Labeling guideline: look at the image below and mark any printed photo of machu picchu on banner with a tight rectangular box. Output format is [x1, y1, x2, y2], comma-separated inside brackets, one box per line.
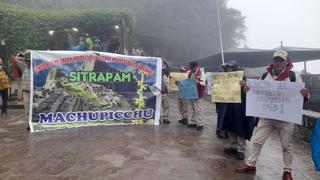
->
[30, 51, 162, 132]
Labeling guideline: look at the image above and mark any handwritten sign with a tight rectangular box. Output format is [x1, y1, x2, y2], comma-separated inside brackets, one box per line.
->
[246, 79, 305, 124]
[169, 73, 188, 91]
[211, 71, 243, 103]
[177, 78, 199, 99]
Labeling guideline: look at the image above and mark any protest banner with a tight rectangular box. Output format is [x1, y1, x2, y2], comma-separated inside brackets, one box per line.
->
[169, 72, 188, 91]
[177, 78, 198, 99]
[29, 51, 162, 132]
[206, 72, 213, 96]
[246, 79, 304, 124]
[211, 71, 243, 103]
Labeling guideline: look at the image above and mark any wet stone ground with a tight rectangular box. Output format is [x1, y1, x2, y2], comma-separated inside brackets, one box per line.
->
[0, 95, 319, 180]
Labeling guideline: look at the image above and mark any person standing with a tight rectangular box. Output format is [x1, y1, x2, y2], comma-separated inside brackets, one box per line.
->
[217, 61, 256, 160]
[236, 50, 310, 180]
[16, 51, 31, 130]
[0, 58, 11, 115]
[187, 61, 206, 131]
[161, 60, 170, 124]
[177, 66, 189, 125]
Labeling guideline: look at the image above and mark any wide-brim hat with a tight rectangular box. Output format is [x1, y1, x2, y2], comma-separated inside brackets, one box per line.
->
[221, 63, 233, 68]
[180, 66, 188, 71]
[221, 60, 239, 71]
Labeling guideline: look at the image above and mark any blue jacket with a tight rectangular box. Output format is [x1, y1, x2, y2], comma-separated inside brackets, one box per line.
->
[311, 118, 320, 171]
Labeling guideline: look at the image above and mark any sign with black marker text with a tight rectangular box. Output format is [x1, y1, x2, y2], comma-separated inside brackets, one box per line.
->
[246, 79, 304, 124]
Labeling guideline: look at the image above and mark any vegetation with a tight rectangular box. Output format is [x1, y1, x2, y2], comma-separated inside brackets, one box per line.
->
[0, 3, 134, 56]
[1, 0, 246, 65]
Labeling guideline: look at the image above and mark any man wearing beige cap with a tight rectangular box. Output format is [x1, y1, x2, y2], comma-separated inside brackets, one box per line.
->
[236, 50, 310, 180]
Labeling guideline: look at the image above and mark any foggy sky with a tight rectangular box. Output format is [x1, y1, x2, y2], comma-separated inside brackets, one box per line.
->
[228, 0, 320, 74]
[228, 0, 320, 49]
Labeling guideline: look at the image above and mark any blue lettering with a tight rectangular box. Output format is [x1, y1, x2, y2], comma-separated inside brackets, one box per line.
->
[76, 112, 88, 122]
[99, 111, 109, 121]
[114, 111, 123, 120]
[108, 112, 115, 121]
[143, 109, 154, 118]
[88, 112, 98, 121]
[133, 110, 143, 118]
[54, 112, 66, 123]
[38, 113, 54, 124]
[123, 111, 133, 119]
[65, 112, 76, 122]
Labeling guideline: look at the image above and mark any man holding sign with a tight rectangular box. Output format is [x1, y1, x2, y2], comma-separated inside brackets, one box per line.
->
[236, 50, 309, 180]
[172, 66, 189, 125]
[182, 61, 206, 131]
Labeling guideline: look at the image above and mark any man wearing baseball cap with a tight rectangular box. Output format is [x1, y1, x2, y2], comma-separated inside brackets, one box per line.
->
[236, 50, 310, 180]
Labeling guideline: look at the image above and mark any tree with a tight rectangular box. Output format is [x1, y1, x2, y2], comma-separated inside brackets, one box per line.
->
[0, 0, 246, 66]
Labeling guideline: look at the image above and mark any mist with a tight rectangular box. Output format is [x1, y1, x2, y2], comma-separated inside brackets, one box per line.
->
[0, 0, 246, 67]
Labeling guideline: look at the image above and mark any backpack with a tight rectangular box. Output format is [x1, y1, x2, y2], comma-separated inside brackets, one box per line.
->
[0, 70, 11, 90]
[261, 71, 296, 82]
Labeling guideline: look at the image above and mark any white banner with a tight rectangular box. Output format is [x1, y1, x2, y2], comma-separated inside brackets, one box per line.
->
[246, 79, 305, 124]
[29, 51, 162, 132]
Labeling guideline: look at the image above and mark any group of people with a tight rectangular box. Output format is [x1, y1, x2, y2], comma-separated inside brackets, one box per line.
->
[161, 61, 206, 131]
[160, 50, 310, 180]
[0, 51, 31, 129]
[70, 34, 121, 53]
[0, 49, 312, 179]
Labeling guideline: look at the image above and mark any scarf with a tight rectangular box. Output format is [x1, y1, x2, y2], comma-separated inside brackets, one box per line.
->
[188, 67, 201, 79]
[266, 59, 293, 81]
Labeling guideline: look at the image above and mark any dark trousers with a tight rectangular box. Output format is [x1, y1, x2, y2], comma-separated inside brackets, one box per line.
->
[0, 89, 8, 113]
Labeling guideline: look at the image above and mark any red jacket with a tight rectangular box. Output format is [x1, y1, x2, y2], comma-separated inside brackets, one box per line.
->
[188, 68, 205, 98]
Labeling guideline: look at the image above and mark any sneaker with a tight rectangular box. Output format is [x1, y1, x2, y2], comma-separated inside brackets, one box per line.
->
[196, 125, 203, 131]
[224, 147, 238, 154]
[163, 120, 170, 124]
[1, 112, 7, 116]
[282, 171, 293, 180]
[187, 124, 197, 128]
[236, 152, 245, 160]
[178, 118, 187, 125]
[217, 131, 229, 139]
[235, 164, 256, 173]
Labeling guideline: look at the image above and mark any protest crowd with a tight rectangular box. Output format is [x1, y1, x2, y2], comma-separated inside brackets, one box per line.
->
[161, 49, 314, 180]
[1, 2, 319, 179]
[1, 43, 318, 179]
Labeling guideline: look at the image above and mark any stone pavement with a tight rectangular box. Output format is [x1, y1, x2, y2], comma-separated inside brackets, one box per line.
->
[0, 95, 319, 180]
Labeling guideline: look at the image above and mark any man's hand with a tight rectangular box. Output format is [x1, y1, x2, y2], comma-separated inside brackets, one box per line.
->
[239, 80, 250, 92]
[239, 80, 246, 87]
[300, 88, 309, 98]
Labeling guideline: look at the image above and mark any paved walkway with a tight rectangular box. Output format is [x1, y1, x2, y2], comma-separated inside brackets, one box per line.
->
[0, 95, 319, 180]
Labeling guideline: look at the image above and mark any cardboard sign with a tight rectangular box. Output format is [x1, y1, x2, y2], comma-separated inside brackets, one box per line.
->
[246, 79, 305, 124]
[177, 78, 199, 99]
[169, 72, 188, 91]
[211, 71, 243, 103]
